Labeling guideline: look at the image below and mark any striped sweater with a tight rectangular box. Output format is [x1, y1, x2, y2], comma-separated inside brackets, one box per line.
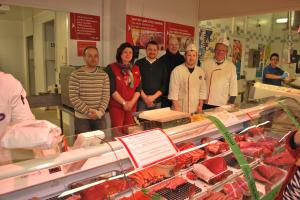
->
[69, 67, 110, 119]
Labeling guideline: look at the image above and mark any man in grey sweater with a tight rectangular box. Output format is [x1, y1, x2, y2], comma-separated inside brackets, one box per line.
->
[69, 46, 110, 134]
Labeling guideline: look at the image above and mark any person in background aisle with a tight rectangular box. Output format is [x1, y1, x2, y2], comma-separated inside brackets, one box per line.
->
[69, 46, 110, 134]
[276, 130, 300, 200]
[158, 37, 185, 108]
[104, 43, 141, 133]
[202, 35, 237, 109]
[135, 40, 167, 111]
[168, 43, 207, 113]
[262, 53, 295, 86]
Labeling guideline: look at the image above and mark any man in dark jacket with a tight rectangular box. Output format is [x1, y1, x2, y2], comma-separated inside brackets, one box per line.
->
[135, 41, 167, 111]
[159, 37, 184, 108]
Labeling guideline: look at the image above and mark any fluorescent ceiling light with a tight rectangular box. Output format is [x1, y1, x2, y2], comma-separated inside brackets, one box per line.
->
[276, 18, 288, 23]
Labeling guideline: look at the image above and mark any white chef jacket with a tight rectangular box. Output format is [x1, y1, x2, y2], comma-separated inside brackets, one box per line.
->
[202, 59, 238, 106]
[168, 64, 207, 113]
[0, 72, 34, 139]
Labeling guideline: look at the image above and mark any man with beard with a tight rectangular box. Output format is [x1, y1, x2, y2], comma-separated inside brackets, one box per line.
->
[135, 41, 167, 111]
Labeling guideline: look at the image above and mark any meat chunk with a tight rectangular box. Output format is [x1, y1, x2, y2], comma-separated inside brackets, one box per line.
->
[264, 151, 295, 167]
[202, 137, 229, 154]
[253, 165, 285, 186]
[240, 147, 263, 157]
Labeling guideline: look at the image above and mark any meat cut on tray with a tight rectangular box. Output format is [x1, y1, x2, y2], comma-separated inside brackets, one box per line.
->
[264, 151, 295, 167]
[223, 176, 249, 199]
[201, 137, 229, 154]
[129, 166, 168, 188]
[252, 165, 285, 186]
[80, 178, 135, 200]
[174, 142, 206, 169]
[192, 157, 232, 184]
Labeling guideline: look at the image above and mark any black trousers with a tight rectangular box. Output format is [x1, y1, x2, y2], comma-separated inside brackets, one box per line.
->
[203, 104, 219, 110]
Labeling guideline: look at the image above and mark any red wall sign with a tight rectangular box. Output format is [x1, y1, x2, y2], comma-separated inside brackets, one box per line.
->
[165, 22, 195, 51]
[126, 15, 165, 49]
[77, 41, 97, 56]
[70, 12, 100, 41]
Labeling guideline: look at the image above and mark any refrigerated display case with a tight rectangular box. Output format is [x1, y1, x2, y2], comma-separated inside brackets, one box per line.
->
[0, 97, 299, 200]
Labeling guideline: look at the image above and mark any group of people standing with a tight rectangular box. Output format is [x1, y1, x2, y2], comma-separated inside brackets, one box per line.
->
[69, 37, 238, 136]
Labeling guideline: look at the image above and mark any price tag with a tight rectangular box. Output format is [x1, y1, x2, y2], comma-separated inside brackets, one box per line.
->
[116, 129, 178, 169]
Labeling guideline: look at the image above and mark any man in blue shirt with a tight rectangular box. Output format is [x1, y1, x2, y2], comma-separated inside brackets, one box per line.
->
[262, 53, 291, 86]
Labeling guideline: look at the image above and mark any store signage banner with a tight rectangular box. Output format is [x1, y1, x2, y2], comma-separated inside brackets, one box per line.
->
[126, 15, 164, 49]
[165, 22, 195, 52]
[77, 41, 97, 56]
[116, 129, 178, 169]
[70, 12, 100, 41]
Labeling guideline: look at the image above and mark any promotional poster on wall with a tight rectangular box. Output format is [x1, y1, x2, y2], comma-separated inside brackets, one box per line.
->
[126, 15, 165, 49]
[232, 39, 242, 80]
[70, 12, 100, 41]
[165, 22, 195, 52]
[199, 27, 221, 61]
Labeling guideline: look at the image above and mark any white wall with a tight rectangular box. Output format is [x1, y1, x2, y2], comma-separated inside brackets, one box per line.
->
[0, 20, 25, 86]
[32, 10, 55, 94]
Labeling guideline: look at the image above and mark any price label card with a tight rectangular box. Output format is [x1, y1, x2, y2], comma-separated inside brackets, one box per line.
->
[117, 129, 178, 169]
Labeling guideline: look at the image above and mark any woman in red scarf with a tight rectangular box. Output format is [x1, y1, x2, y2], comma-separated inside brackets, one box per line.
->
[105, 43, 141, 134]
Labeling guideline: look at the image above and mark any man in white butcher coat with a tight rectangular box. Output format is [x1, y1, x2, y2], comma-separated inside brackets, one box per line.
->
[202, 36, 238, 109]
[0, 72, 35, 163]
[168, 44, 207, 113]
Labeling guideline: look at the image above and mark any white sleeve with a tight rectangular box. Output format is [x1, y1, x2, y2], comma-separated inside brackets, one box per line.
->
[10, 80, 35, 125]
[229, 64, 238, 96]
[168, 69, 180, 100]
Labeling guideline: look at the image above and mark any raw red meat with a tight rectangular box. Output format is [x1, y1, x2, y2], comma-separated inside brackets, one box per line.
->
[252, 169, 272, 185]
[261, 146, 273, 157]
[253, 165, 285, 186]
[264, 151, 295, 167]
[129, 166, 166, 188]
[246, 127, 265, 136]
[255, 165, 285, 182]
[234, 134, 248, 142]
[186, 171, 197, 180]
[148, 176, 187, 194]
[119, 191, 151, 200]
[175, 142, 206, 169]
[201, 157, 232, 184]
[238, 141, 257, 148]
[240, 147, 263, 157]
[202, 137, 229, 154]
[223, 176, 249, 199]
[81, 179, 134, 200]
[202, 157, 228, 175]
[235, 176, 249, 193]
[196, 191, 235, 200]
[223, 181, 243, 199]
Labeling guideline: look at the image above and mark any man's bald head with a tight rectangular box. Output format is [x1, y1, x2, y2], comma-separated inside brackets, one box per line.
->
[168, 37, 180, 54]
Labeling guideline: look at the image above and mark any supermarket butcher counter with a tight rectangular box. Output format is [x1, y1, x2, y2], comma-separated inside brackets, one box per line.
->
[0, 97, 299, 200]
